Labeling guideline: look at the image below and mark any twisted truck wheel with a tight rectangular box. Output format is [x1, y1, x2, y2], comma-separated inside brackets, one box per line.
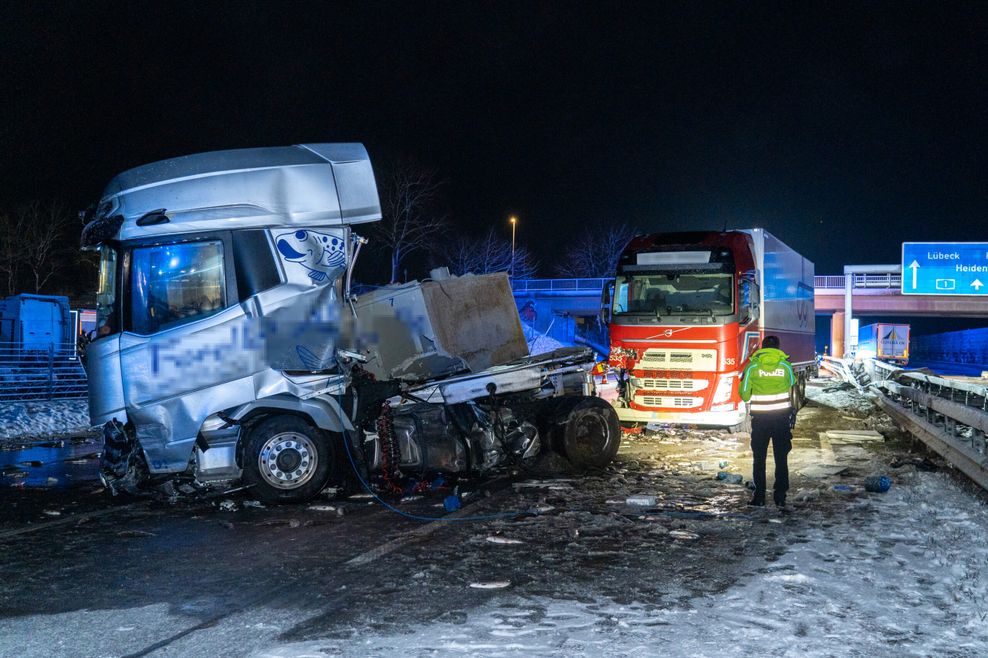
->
[242, 415, 333, 504]
[554, 397, 621, 469]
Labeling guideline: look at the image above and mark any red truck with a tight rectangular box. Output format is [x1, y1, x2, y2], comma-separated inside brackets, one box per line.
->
[604, 229, 816, 429]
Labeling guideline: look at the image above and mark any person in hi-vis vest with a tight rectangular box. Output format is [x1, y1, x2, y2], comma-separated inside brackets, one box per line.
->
[739, 335, 796, 508]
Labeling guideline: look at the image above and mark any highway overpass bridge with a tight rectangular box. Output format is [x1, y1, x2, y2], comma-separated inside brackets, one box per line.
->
[511, 267, 987, 355]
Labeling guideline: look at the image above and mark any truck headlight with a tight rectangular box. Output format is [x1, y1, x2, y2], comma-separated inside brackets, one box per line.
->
[711, 374, 736, 404]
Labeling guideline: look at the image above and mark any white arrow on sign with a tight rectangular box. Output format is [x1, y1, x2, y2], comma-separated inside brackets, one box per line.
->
[908, 259, 920, 289]
[972, 279, 984, 291]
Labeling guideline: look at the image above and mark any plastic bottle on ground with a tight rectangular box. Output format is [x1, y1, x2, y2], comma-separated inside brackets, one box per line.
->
[863, 475, 892, 493]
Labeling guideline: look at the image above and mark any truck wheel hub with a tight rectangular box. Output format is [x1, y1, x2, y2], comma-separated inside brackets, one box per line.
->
[258, 432, 318, 490]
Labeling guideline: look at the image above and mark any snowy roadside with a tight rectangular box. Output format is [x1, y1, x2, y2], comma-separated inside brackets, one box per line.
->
[0, 400, 93, 443]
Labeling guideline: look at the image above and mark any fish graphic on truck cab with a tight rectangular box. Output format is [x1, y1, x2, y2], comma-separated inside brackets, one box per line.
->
[275, 230, 347, 282]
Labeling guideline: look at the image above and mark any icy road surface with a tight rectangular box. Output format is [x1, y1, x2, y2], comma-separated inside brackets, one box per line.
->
[1, 381, 987, 657]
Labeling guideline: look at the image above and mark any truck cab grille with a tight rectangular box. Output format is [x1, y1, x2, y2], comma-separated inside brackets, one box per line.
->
[634, 395, 703, 409]
[638, 348, 717, 372]
[635, 378, 710, 392]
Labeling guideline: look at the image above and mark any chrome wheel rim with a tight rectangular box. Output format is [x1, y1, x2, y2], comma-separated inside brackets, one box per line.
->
[258, 432, 318, 490]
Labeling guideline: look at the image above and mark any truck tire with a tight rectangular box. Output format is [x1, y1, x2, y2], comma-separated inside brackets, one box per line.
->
[553, 397, 621, 470]
[729, 414, 752, 434]
[790, 373, 808, 410]
[242, 415, 334, 504]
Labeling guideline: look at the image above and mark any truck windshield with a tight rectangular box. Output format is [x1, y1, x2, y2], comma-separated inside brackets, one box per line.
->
[612, 272, 734, 317]
[96, 245, 118, 337]
[129, 241, 227, 335]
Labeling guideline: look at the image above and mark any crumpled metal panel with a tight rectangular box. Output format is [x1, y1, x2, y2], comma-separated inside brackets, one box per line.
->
[90, 244, 356, 475]
[94, 143, 381, 242]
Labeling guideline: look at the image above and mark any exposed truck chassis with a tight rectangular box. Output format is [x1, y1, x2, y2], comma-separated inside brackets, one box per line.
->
[100, 346, 619, 503]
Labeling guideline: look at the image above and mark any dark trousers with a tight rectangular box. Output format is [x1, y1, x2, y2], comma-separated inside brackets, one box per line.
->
[750, 413, 792, 504]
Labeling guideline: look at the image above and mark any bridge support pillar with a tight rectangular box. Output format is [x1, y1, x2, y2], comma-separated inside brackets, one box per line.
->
[831, 312, 845, 358]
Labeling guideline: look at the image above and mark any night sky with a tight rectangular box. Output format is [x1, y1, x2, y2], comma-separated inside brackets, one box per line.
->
[3, 1, 988, 279]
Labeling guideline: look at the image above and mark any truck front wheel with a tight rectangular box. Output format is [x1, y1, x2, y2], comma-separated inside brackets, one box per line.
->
[554, 397, 621, 470]
[242, 415, 334, 504]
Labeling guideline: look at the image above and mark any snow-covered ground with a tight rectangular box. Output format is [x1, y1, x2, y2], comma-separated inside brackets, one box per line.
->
[4, 380, 987, 657]
[248, 384, 988, 657]
[0, 400, 92, 442]
[284, 471, 983, 658]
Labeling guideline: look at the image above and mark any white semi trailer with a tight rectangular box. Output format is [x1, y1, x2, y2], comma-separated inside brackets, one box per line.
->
[82, 144, 619, 503]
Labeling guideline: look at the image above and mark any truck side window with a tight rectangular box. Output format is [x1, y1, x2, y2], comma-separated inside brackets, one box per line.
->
[232, 230, 282, 301]
[96, 245, 119, 337]
[128, 241, 227, 335]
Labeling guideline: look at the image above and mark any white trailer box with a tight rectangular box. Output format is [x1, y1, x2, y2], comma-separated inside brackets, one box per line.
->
[742, 228, 816, 367]
[355, 272, 529, 380]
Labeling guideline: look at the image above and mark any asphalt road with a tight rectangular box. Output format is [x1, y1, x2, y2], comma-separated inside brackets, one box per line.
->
[0, 385, 950, 657]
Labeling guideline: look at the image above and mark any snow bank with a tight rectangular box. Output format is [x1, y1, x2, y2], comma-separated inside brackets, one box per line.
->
[522, 325, 569, 356]
[0, 400, 93, 442]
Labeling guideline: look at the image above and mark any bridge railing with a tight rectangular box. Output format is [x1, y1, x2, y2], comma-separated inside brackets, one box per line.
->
[512, 278, 611, 293]
[813, 273, 902, 289]
[517, 275, 904, 292]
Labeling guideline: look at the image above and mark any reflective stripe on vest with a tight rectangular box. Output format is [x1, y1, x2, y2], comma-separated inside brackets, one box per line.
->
[749, 391, 791, 413]
[750, 400, 791, 413]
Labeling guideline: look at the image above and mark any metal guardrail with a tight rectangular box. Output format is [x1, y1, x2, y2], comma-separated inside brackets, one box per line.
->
[511, 278, 611, 293]
[823, 355, 988, 491]
[0, 342, 88, 401]
[813, 273, 903, 289]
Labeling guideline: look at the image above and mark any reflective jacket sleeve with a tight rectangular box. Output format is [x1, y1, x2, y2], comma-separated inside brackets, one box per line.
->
[738, 362, 758, 402]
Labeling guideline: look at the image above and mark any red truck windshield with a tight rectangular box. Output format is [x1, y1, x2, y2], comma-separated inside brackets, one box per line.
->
[612, 272, 734, 317]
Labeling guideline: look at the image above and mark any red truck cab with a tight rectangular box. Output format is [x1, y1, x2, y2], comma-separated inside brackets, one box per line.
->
[605, 230, 815, 428]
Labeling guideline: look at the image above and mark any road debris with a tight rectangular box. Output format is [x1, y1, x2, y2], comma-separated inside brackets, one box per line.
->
[825, 429, 885, 444]
[486, 536, 524, 545]
[669, 529, 700, 540]
[469, 581, 511, 589]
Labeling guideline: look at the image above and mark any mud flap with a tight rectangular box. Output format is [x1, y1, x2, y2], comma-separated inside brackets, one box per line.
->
[99, 420, 150, 496]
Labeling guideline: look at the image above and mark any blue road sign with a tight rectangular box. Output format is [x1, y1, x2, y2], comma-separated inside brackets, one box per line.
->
[901, 242, 988, 296]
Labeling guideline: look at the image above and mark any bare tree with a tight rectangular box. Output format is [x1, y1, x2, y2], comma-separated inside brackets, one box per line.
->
[443, 227, 538, 279]
[0, 210, 27, 295]
[374, 159, 447, 283]
[556, 223, 638, 278]
[18, 200, 73, 293]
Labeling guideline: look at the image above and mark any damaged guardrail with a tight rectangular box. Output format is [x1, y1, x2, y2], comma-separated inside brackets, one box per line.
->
[823, 355, 988, 492]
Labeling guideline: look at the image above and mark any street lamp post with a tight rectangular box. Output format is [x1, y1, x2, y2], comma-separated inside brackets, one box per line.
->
[509, 215, 517, 278]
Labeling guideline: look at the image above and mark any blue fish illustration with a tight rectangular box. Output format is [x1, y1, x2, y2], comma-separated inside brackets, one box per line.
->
[275, 230, 347, 282]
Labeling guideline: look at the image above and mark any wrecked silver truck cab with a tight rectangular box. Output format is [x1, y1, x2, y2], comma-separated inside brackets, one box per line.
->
[83, 143, 619, 503]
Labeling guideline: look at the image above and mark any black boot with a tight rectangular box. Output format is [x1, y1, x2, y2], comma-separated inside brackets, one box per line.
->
[748, 495, 765, 507]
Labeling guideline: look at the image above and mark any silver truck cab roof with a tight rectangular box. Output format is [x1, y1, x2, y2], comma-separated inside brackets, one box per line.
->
[82, 143, 380, 245]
